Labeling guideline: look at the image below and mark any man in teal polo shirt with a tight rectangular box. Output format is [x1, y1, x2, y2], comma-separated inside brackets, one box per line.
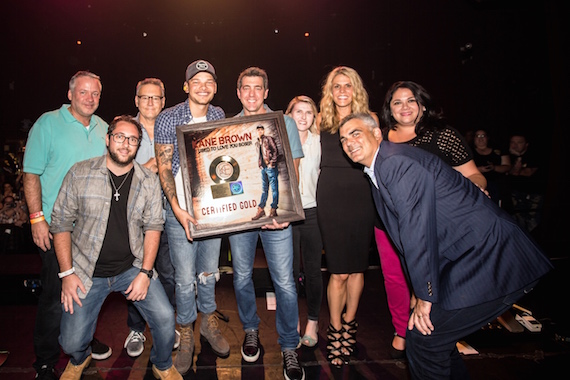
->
[23, 71, 111, 380]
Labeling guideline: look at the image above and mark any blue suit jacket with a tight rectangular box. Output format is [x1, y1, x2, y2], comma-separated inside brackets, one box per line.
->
[371, 141, 552, 310]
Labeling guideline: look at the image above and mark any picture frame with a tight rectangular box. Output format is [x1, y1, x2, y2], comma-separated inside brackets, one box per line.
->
[176, 111, 305, 239]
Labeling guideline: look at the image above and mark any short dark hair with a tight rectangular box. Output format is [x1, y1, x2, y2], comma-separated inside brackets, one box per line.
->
[237, 67, 268, 89]
[108, 115, 143, 141]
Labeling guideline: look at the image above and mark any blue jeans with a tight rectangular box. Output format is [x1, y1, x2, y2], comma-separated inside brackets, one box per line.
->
[165, 204, 221, 325]
[128, 229, 175, 332]
[59, 266, 175, 370]
[259, 167, 279, 209]
[229, 227, 299, 350]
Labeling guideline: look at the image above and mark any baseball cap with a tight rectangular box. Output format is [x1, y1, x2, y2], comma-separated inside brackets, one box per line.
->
[185, 60, 217, 81]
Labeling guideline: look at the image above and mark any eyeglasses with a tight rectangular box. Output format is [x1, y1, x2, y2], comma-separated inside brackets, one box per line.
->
[110, 133, 140, 146]
[476, 134, 487, 138]
[137, 95, 163, 102]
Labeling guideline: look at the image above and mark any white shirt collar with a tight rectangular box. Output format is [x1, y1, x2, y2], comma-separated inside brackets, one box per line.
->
[363, 147, 380, 189]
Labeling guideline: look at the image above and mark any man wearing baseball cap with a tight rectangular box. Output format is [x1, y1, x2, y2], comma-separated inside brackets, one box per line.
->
[154, 60, 229, 375]
[185, 60, 217, 82]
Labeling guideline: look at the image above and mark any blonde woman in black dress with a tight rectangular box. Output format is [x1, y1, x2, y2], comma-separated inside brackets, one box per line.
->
[316, 66, 378, 367]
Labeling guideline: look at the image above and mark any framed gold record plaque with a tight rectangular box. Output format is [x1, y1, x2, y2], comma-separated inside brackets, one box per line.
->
[176, 111, 305, 238]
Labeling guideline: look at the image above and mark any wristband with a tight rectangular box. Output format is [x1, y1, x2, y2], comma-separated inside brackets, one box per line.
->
[30, 216, 46, 224]
[58, 267, 76, 278]
[29, 211, 44, 219]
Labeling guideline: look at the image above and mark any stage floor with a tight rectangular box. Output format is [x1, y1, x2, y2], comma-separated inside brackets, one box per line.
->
[0, 241, 569, 379]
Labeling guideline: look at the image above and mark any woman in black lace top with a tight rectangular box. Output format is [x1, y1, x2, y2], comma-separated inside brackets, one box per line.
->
[381, 81, 486, 184]
[375, 81, 487, 359]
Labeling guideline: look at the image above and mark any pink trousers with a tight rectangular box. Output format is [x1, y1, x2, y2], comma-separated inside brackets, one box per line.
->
[374, 227, 411, 337]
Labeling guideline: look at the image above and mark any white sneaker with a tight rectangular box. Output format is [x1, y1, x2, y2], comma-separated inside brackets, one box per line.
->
[124, 330, 146, 357]
[173, 329, 181, 350]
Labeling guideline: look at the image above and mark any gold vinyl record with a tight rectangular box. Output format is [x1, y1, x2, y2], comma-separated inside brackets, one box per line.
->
[209, 155, 240, 184]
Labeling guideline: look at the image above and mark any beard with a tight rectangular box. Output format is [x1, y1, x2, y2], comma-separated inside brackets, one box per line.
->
[108, 146, 136, 167]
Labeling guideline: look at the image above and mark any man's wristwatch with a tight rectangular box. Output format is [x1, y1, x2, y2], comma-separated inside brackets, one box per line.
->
[140, 268, 154, 278]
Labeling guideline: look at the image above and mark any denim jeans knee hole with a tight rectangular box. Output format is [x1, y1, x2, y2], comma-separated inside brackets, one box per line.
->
[198, 270, 220, 284]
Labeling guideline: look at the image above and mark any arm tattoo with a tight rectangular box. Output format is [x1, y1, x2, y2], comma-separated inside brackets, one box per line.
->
[155, 143, 178, 204]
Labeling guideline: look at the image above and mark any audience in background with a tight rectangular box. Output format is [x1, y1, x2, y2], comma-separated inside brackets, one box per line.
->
[506, 132, 544, 233]
[0, 166, 30, 252]
[2, 182, 17, 201]
[0, 194, 27, 226]
[472, 128, 511, 205]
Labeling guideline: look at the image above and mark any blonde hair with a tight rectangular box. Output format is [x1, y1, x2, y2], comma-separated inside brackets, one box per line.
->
[319, 66, 371, 134]
[285, 95, 319, 134]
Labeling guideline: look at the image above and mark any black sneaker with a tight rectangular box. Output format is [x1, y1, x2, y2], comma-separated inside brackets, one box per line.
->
[241, 329, 260, 362]
[35, 365, 57, 380]
[90, 338, 112, 360]
[282, 349, 305, 380]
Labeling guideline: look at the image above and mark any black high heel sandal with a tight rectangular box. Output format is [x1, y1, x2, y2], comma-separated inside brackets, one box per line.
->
[326, 324, 348, 367]
[341, 315, 358, 357]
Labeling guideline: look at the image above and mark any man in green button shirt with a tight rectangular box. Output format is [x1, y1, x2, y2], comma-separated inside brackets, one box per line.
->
[23, 71, 111, 380]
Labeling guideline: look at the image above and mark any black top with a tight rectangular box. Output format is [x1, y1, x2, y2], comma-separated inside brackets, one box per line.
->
[473, 148, 503, 181]
[508, 148, 544, 194]
[93, 168, 135, 278]
[403, 126, 473, 167]
[317, 130, 376, 274]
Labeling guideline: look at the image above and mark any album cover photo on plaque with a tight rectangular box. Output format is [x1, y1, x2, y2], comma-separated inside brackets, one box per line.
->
[176, 111, 305, 238]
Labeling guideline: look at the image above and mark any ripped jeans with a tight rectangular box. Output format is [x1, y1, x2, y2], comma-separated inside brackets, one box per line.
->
[164, 204, 221, 325]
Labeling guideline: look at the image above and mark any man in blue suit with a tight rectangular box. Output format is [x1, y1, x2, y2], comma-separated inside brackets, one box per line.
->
[338, 113, 552, 379]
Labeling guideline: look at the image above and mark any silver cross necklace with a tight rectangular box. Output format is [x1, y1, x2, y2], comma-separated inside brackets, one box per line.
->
[108, 169, 131, 201]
